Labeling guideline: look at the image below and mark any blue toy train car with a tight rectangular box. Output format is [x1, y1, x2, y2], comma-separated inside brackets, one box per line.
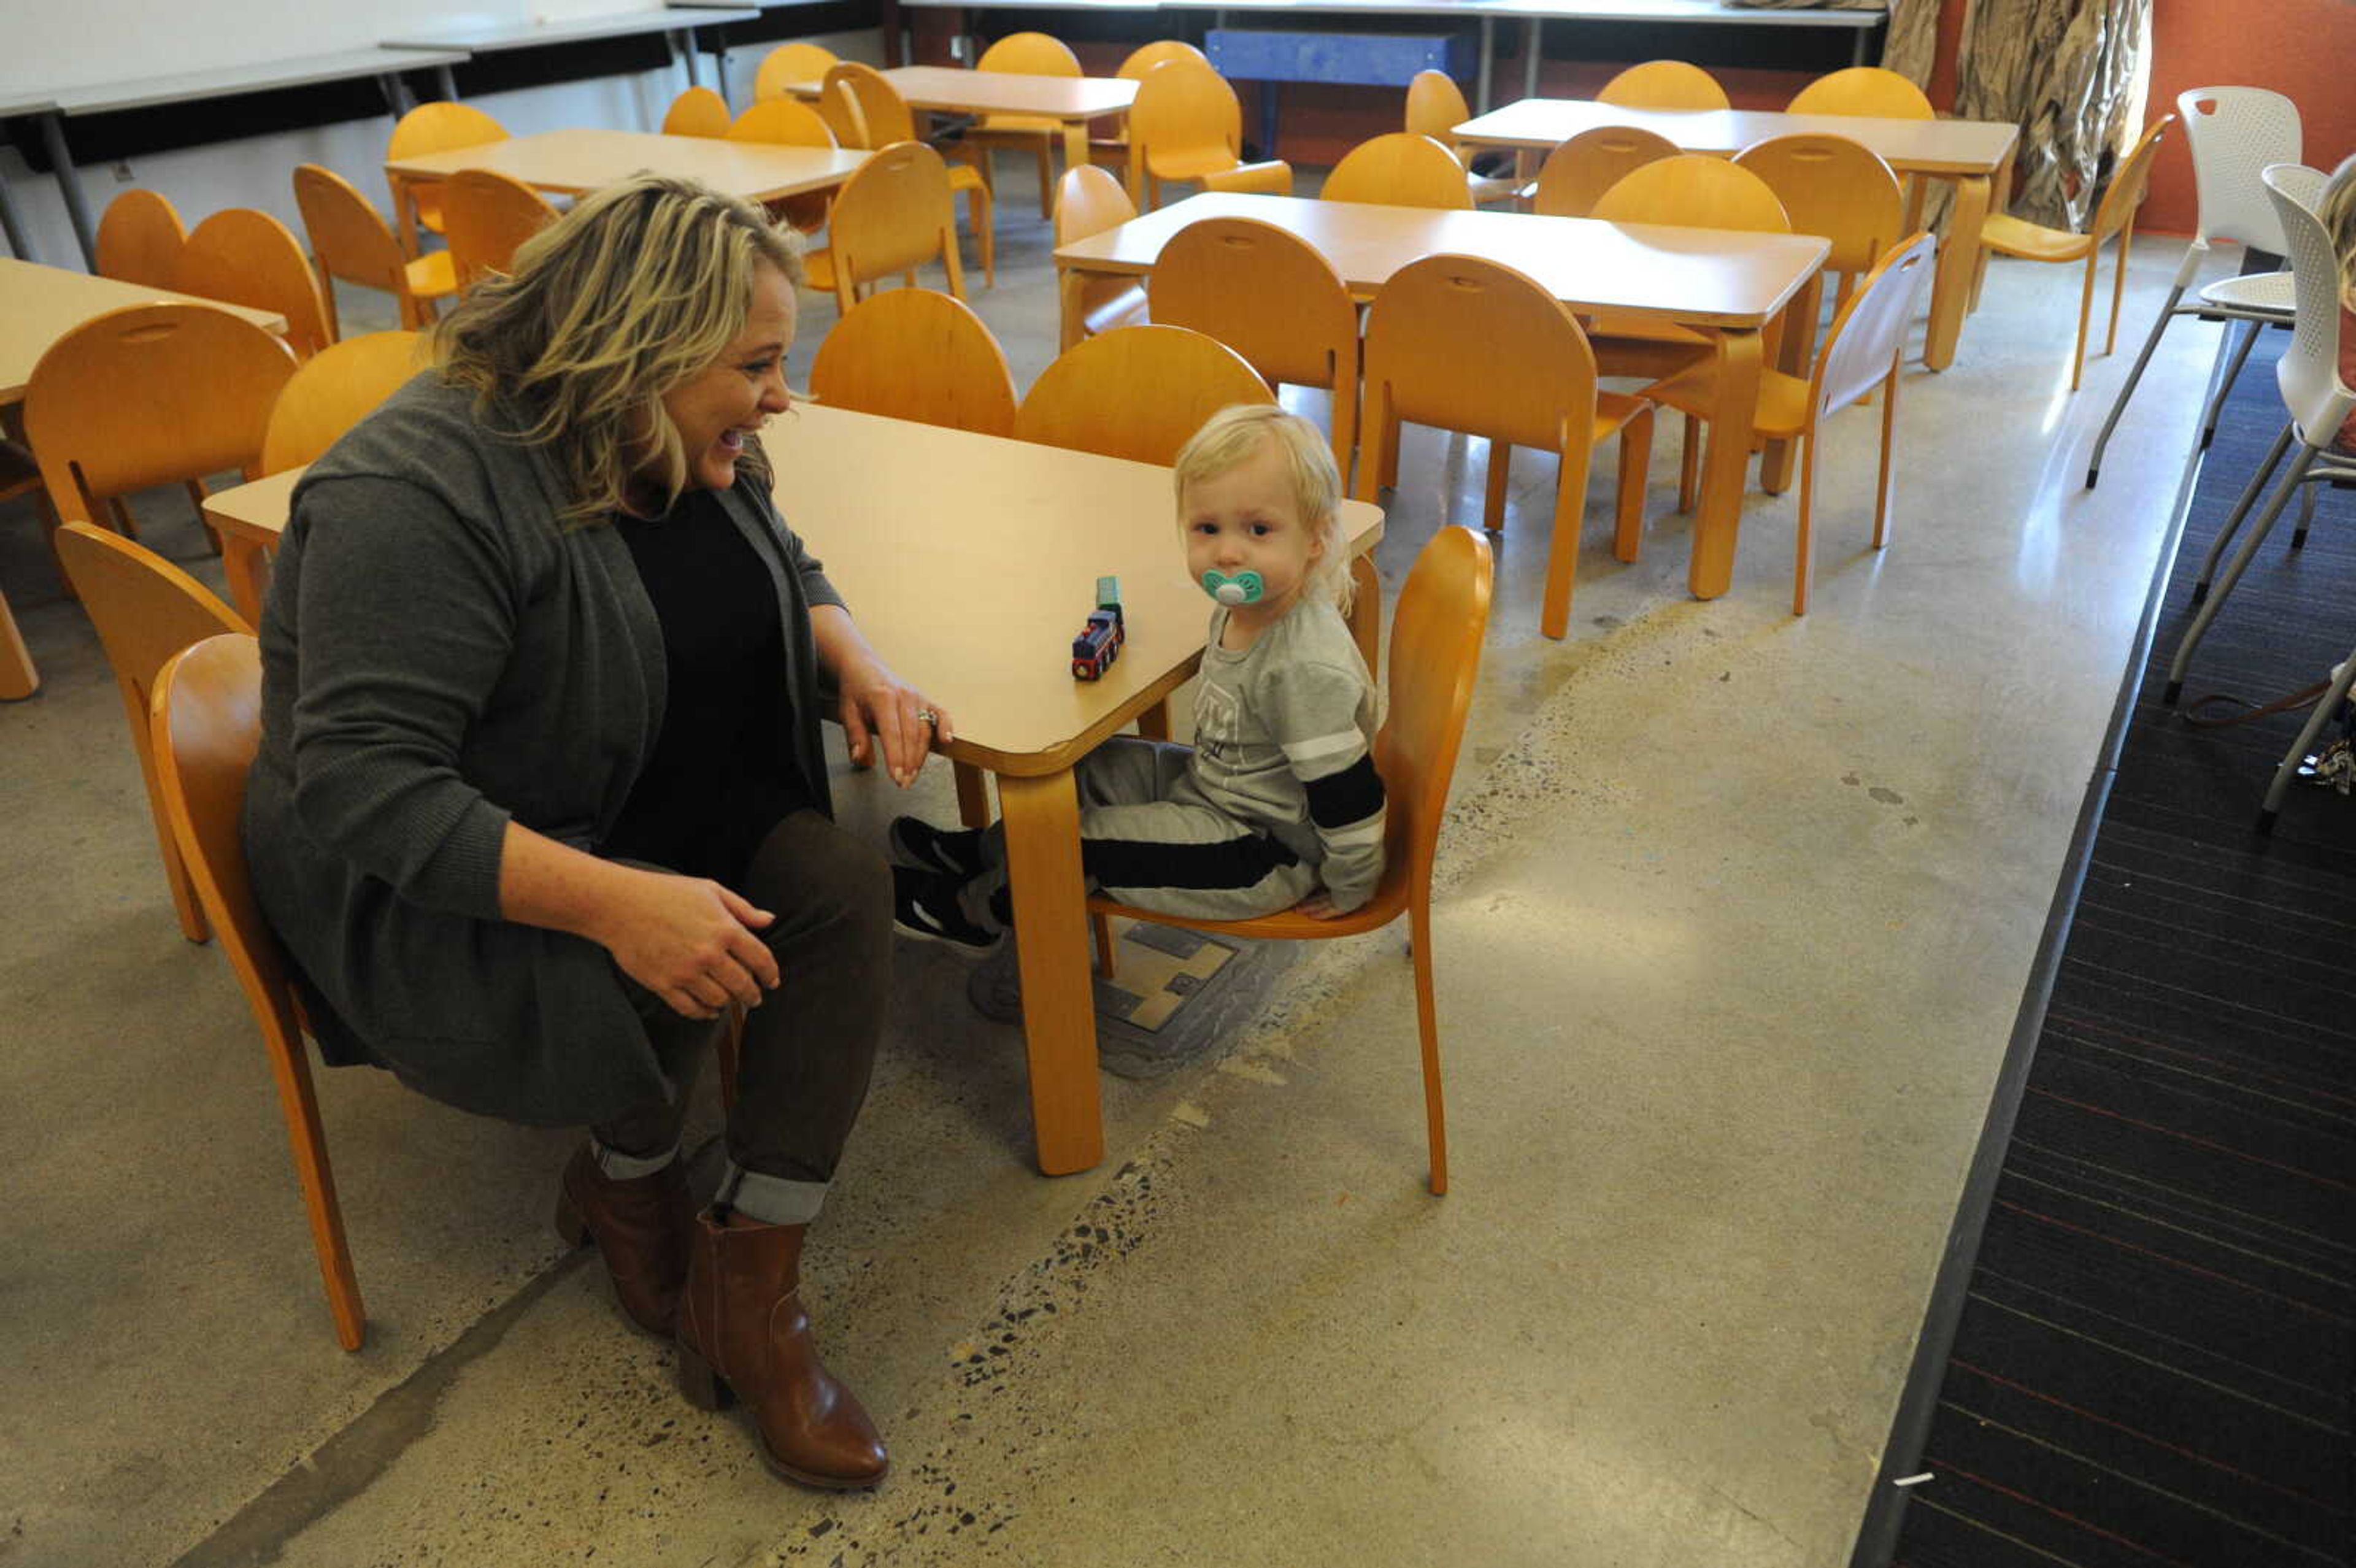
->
[1072, 575, 1125, 680]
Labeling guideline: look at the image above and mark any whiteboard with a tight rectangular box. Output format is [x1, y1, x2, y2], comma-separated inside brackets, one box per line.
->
[0, 0, 668, 97]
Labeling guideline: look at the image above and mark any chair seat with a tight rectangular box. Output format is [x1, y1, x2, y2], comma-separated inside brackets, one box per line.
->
[1642, 361, 1814, 439]
[804, 245, 837, 291]
[2196, 269, 2295, 315]
[1979, 212, 2095, 263]
[1093, 861, 1409, 940]
[405, 249, 458, 301]
[1079, 275, 1149, 337]
[948, 163, 988, 194]
[1153, 147, 1250, 182]
[1199, 160, 1293, 196]
[973, 114, 1061, 137]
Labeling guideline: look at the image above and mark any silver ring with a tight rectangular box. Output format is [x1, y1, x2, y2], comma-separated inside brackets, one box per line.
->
[916, 709, 938, 728]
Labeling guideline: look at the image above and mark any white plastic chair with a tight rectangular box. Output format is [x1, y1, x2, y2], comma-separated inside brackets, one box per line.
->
[2162, 165, 2355, 750]
[2086, 88, 2301, 488]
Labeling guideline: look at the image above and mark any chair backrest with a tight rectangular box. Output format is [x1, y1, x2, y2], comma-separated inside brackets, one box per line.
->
[663, 85, 732, 137]
[1529, 125, 1679, 218]
[1733, 133, 1903, 276]
[1360, 253, 1598, 450]
[810, 288, 1018, 437]
[150, 634, 308, 1067]
[1591, 153, 1792, 233]
[728, 98, 838, 147]
[169, 207, 333, 360]
[1377, 526, 1492, 885]
[1150, 217, 1358, 396]
[2180, 86, 2302, 253]
[755, 41, 839, 102]
[1015, 325, 1271, 466]
[977, 31, 1081, 75]
[1785, 67, 1935, 119]
[1404, 69, 1471, 147]
[2264, 163, 2354, 437]
[2088, 115, 2174, 242]
[1129, 59, 1243, 181]
[829, 141, 961, 292]
[1321, 133, 1474, 210]
[1054, 164, 1139, 245]
[94, 188, 185, 287]
[1812, 231, 1936, 417]
[261, 330, 425, 474]
[26, 302, 299, 524]
[1596, 60, 1730, 111]
[822, 60, 917, 149]
[291, 163, 409, 339]
[55, 523, 250, 746]
[444, 169, 558, 288]
[387, 100, 507, 161]
[1118, 40, 1207, 80]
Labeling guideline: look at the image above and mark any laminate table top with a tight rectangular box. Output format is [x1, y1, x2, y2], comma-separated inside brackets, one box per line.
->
[383, 7, 757, 52]
[383, 128, 869, 202]
[785, 64, 1138, 122]
[1453, 96, 2018, 177]
[0, 258, 285, 405]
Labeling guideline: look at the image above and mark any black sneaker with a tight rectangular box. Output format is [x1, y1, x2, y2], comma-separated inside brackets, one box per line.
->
[888, 817, 988, 879]
[891, 864, 1002, 955]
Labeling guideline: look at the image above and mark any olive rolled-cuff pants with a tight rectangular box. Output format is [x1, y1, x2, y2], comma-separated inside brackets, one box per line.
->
[591, 810, 891, 1226]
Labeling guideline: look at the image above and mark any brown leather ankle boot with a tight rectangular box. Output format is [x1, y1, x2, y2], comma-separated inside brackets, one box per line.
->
[675, 1209, 888, 1489]
[553, 1145, 692, 1337]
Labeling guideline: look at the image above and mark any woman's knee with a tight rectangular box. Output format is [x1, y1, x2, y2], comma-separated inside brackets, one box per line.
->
[745, 812, 891, 948]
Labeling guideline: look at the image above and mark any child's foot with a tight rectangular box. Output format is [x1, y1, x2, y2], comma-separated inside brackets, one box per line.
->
[891, 865, 1002, 956]
[887, 817, 988, 880]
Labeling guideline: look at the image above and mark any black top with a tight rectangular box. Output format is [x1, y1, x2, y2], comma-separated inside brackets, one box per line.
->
[602, 487, 808, 883]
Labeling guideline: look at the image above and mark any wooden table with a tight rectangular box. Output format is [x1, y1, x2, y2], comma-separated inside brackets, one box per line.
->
[384, 6, 756, 102]
[1452, 98, 2019, 372]
[201, 402, 1384, 1175]
[784, 65, 1138, 175]
[0, 259, 286, 701]
[1053, 192, 1824, 607]
[383, 129, 870, 256]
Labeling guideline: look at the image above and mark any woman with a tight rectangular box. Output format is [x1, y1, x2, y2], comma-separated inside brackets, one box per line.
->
[244, 173, 939, 1489]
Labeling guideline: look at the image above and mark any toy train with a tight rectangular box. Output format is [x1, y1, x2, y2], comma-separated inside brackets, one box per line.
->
[1071, 575, 1125, 680]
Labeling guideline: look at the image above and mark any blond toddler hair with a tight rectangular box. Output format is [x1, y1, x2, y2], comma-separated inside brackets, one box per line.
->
[1171, 404, 1353, 613]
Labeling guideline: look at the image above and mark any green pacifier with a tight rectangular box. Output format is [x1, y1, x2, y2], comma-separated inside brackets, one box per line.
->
[1201, 569, 1265, 606]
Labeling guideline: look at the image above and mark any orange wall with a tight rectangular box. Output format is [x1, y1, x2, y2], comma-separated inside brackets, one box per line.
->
[2142, 0, 2356, 235]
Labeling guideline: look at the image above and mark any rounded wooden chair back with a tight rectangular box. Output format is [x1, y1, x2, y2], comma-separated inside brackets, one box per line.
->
[1379, 524, 1492, 896]
[444, 169, 559, 288]
[1591, 153, 1792, 233]
[1812, 231, 1936, 417]
[1733, 133, 1903, 275]
[1529, 124, 1679, 217]
[24, 304, 299, 524]
[261, 330, 425, 474]
[291, 163, 411, 336]
[94, 188, 185, 287]
[170, 207, 333, 360]
[150, 629, 366, 1351]
[729, 97, 837, 147]
[977, 31, 1080, 75]
[1129, 59, 1244, 175]
[1015, 325, 1271, 466]
[822, 60, 917, 149]
[810, 289, 1018, 437]
[755, 42, 839, 102]
[1321, 133, 1474, 209]
[386, 102, 509, 233]
[1596, 60, 1730, 111]
[1119, 40, 1207, 79]
[1361, 253, 1596, 449]
[1053, 164, 1139, 244]
[1150, 217, 1358, 399]
[663, 85, 733, 137]
[1404, 69, 1472, 148]
[828, 141, 963, 296]
[2090, 116, 2174, 242]
[1786, 66, 1934, 120]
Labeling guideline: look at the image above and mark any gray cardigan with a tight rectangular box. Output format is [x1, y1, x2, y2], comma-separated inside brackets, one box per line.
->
[243, 374, 844, 1125]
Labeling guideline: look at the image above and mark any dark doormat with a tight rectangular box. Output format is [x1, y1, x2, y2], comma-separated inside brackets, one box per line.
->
[966, 918, 1299, 1079]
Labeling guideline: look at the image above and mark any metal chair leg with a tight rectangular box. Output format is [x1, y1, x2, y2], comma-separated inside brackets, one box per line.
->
[2189, 420, 2294, 605]
[2258, 647, 2356, 832]
[2085, 285, 2184, 488]
[2199, 318, 2263, 450]
[2292, 478, 2319, 549]
[2166, 442, 2323, 705]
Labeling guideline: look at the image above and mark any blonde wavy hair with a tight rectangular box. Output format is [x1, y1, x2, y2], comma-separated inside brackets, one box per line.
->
[434, 172, 804, 525]
[2324, 154, 2356, 307]
[1172, 404, 1352, 613]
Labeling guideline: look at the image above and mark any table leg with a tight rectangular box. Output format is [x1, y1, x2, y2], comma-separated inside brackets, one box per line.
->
[1476, 17, 1495, 113]
[436, 66, 460, 103]
[0, 590, 36, 700]
[220, 535, 270, 628]
[1058, 266, 1087, 352]
[1349, 555, 1380, 669]
[1061, 120, 1090, 186]
[1, 156, 41, 261]
[1689, 328, 1763, 599]
[1521, 20, 1542, 100]
[390, 172, 423, 260]
[1136, 701, 1171, 741]
[37, 113, 98, 270]
[1925, 173, 1991, 371]
[998, 769, 1105, 1176]
[1971, 152, 2014, 314]
[953, 759, 991, 828]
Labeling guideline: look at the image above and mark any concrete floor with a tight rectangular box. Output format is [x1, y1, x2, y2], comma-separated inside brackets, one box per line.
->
[0, 182, 2224, 1567]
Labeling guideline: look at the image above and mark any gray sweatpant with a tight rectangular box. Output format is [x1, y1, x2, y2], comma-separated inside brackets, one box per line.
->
[961, 737, 1323, 928]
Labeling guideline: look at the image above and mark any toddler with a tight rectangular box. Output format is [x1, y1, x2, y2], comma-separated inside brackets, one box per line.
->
[890, 404, 1385, 953]
[2324, 153, 2356, 456]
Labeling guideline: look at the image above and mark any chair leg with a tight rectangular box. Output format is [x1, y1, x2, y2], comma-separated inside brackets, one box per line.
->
[265, 1023, 366, 1350]
[124, 677, 210, 942]
[2085, 285, 2185, 487]
[2106, 220, 2134, 356]
[2200, 318, 2264, 450]
[1482, 440, 1510, 532]
[1034, 140, 1055, 218]
[1408, 898, 1446, 1197]
[1677, 413, 1701, 514]
[953, 759, 991, 829]
[1612, 405, 1652, 564]
[2292, 478, 2319, 550]
[2069, 249, 2098, 391]
[1792, 432, 1817, 617]
[940, 226, 968, 302]
[2189, 420, 2293, 605]
[1539, 437, 1595, 640]
[1872, 356, 1900, 551]
[972, 182, 995, 287]
[2165, 443, 2323, 704]
[1091, 911, 1116, 980]
[2260, 644, 2356, 829]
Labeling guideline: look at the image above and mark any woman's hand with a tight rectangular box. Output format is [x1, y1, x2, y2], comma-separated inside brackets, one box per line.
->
[835, 651, 953, 788]
[590, 866, 781, 1020]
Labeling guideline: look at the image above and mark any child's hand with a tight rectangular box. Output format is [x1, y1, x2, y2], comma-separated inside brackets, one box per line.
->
[1296, 892, 1344, 920]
